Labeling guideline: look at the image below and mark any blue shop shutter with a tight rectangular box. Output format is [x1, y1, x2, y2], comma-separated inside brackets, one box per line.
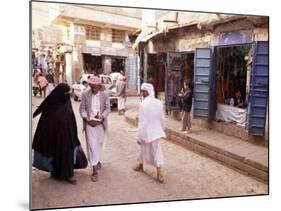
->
[136, 55, 140, 93]
[248, 41, 269, 136]
[128, 55, 136, 87]
[193, 48, 213, 118]
[165, 52, 183, 111]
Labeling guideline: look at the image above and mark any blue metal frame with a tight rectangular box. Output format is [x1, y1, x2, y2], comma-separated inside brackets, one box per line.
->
[247, 41, 269, 136]
[128, 56, 135, 87]
[209, 47, 216, 121]
[136, 55, 140, 93]
[193, 48, 213, 118]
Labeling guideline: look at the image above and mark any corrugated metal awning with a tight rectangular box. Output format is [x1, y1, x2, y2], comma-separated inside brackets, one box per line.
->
[132, 28, 162, 50]
[82, 46, 101, 56]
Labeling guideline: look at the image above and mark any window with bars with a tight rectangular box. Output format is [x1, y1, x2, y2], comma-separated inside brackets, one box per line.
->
[85, 25, 101, 40]
[112, 29, 125, 43]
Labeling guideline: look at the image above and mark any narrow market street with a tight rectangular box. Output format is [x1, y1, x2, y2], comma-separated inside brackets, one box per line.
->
[31, 96, 268, 210]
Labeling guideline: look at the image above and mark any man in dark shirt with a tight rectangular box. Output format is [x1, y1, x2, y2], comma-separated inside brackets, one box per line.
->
[180, 80, 193, 133]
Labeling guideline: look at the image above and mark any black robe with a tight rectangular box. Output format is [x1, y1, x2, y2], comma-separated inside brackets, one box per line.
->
[32, 83, 81, 180]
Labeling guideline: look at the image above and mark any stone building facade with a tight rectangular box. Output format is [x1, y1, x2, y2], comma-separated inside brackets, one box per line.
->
[50, 4, 142, 94]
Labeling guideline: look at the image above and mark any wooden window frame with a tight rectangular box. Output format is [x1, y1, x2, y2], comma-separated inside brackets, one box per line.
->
[85, 25, 101, 40]
[112, 29, 125, 43]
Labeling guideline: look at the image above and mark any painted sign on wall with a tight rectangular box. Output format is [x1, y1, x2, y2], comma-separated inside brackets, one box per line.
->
[217, 31, 252, 46]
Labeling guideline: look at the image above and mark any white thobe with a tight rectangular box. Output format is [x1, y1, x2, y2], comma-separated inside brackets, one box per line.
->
[85, 92, 105, 166]
[136, 96, 166, 167]
[137, 139, 163, 167]
[117, 97, 125, 110]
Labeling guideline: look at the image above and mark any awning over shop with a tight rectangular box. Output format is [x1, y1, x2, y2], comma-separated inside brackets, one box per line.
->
[82, 46, 101, 56]
[82, 46, 129, 57]
[132, 13, 245, 50]
[132, 28, 162, 50]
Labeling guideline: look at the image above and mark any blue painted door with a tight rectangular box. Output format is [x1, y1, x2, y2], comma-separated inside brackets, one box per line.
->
[128, 55, 137, 89]
[136, 55, 140, 93]
[248, 41, 269, 136]
[193, 48, 213, 118]
[165, 52, 183, 111]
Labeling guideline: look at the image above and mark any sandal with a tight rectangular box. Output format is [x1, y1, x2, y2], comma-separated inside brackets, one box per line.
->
[66, 177, 77, 185]
[183, 130, 191, 134]
[157, 175, 164, 183]
[91, 173, 98, 182]
[97, 162, 102, 170]
[133, 164, 144, 172]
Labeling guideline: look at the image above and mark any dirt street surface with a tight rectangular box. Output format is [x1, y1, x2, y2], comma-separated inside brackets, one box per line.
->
[31, 97, 268, 210]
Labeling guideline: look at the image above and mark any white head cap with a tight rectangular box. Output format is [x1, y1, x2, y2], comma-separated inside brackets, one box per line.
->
[141, 83, 155, 98]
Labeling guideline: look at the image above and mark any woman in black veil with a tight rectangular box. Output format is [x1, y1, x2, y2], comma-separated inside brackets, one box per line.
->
[32, 83, 81, 184]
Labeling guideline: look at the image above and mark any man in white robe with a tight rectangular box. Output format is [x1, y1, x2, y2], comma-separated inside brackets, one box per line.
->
[134, 83, 166, 183]
[79, 76, 110, 182]
[115, 76, 127, 115]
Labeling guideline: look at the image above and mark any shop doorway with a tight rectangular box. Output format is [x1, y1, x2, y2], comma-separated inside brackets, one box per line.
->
[182, 52, 194, 88]
[193, 42, 268, 136]
[155, 53, 166, 95]
[164, 51, 194, 111]
[146, 53, 158, 96]
[215, 44, 251, 109]
[82, 53, 102, 75]
[111, 57, 125, 73]
[145, 53, 166, 98]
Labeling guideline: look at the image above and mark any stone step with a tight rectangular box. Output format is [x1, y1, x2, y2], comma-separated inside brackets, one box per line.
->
[124, 111, 268, 184]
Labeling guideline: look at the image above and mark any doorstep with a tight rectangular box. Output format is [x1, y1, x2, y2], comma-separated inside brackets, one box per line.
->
[124, 110, 269, 184]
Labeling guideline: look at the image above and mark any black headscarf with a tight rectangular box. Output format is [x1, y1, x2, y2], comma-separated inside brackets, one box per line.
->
[33, 83, 72, 118]
[32, 83, 81, 179]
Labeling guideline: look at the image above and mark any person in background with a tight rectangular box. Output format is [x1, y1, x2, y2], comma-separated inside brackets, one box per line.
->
[134, 83, 166, 183]
[33, 65, 40, 82]
[234, 89, 244, 108]
[37, 73, 48, 98]
[115, 76, 127, 115]
[46, 69, 55, 96]
[79, 76, 110, 182]
[179, 80, 193, 134]
[32, 83, 81, 184]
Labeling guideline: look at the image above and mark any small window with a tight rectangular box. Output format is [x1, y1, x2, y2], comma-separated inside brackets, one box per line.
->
[85, 25, 101, 40]
[112, 29, 125, 43]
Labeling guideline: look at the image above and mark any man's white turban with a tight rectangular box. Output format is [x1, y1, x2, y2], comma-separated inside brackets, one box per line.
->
[141, 83, 155, 98]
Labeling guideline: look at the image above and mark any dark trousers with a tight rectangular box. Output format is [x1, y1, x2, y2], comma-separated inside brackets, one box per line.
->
[182, 111, 191, 130]
[39, 85, 46, 98]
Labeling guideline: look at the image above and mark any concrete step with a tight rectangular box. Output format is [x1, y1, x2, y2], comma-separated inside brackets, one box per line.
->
[124, 110, 268, 184]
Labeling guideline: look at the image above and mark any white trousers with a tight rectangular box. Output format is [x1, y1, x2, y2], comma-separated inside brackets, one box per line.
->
[137, 139, 164, 167]
[85, 124, 105, 166]
[118, 97, 125, 111]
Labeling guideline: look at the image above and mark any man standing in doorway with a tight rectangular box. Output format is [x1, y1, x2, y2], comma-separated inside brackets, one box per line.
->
[116, 76, 127, 115]
[79, 76, 110, 182]
[134, 83, 166, 183]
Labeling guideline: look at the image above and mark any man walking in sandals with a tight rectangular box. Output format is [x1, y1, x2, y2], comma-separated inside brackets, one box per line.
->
[134, 82, 166, 183]
[79, 76, 110, 182]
